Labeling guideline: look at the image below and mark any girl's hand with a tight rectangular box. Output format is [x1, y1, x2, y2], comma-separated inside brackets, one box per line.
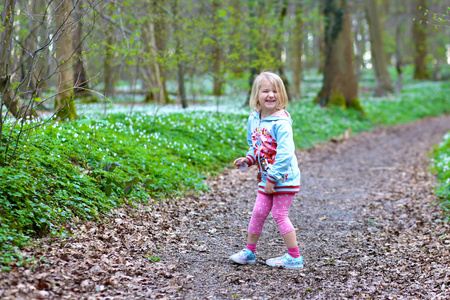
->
[233, 157, 249, 169]
[265, 181, 275, 194]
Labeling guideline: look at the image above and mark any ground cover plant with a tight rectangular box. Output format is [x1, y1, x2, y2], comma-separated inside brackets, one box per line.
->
[433, 131, 450, 217]
[0, 112, 248, 267]
[0, 79, 449, 269]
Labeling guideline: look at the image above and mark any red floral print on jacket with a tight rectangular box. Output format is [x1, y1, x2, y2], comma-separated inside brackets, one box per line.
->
[252, 127, 277, 172]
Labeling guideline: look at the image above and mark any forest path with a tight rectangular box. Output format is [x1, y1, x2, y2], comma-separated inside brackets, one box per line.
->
[1, 115, 450, 299]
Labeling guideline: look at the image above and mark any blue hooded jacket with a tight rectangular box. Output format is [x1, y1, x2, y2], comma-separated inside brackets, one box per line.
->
[245, 109, 301, 194]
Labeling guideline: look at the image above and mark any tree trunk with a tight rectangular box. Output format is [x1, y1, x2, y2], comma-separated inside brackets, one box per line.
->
[149, 21, 166, 104]
[104, 34, 116, 98]
[54, 0, 77, 120]
[412, 0, 430, 80]
[291, 3, 304, 99]
[20, 0, 38, 98]
[173, 0, 188, 108]
[35, 0, 51, 97]
[245, 0, 263, 106]
[212, 0, 223, 96]
[73, 0, 90, 97]
[365, 0, 394, 96]
[0, 0, 38, 120]
[140, 2, 170, 105]
[150, 0, 170, 104]
[353, 8, 365, 81]
[276, 0, 290, 101]
[317, 1, 326, 74]
[315, 0, 361, 111]
[0, 0, 18, 118]
[140, 21, 158, 103]
[394, 2, 406, 94]
[395, 24, 403, 94]
[244, 0, 265, 106]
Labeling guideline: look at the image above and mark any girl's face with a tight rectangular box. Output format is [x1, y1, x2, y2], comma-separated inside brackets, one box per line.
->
[258, 79, 279, 116]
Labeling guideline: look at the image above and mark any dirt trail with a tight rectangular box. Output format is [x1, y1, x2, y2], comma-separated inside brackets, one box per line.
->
[1, 115, 450, 299]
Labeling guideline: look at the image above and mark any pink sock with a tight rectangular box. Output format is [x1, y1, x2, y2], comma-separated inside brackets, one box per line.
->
[288, 247, 300, 258]
[246, 244, 257, 254]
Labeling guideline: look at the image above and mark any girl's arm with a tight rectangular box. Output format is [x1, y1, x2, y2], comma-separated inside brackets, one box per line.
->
[266, 120, 295, 184]
[245, 115, 256, 166]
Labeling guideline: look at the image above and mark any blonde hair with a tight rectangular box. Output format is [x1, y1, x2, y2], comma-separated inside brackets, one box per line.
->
[249, 71, 288, 112]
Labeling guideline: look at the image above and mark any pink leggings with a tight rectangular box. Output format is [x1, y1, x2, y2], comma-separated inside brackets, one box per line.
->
[248, 193, 295, 236]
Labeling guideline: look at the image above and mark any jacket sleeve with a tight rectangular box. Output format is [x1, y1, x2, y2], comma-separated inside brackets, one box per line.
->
[266, 120, 295, 183]
[245, 115, 256, 166]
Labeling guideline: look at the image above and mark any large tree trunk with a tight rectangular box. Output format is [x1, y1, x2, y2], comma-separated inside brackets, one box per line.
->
[316, 1, 326, 74]
[291, 3, 304, 99]
[412, 0, 430, 80]
[149, 21, 166, 104]
[54, 0, 77, 120]
[315, 0, 361, 111]
[73, 0, 90, 97]
[0, 0, 18, 118]
[212, 0, 223, 96]
[150, 0, 170, 104]
[0, 0, 38, 120]
[141, 2, 170, 105]
[365, 0, 394, 96]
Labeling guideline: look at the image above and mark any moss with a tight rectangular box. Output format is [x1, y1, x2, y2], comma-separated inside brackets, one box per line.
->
[80, 96, 99, 104]
[349, 98, 365, 114]
[313, 90, 324, 106]
[55, 92, 77, 120]
[326, 91, 346, 109]
[314, 90, 365, 115]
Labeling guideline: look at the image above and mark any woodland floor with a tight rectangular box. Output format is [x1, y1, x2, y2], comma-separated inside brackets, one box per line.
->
[1, 115, 450, 300]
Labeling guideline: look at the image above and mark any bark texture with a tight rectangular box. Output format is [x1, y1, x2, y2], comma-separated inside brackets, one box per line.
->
[276, 0, 290, 101]
[353, 8, 365, 81]
[365, 0, 394, 96]
[0, 0, 37, 120]
[73, 0, 90, 97]
[291, 3, 303, 99]
[212, 0, 223, 96]
[173, 0, 188, 108]
[103, 34, 116, 98]
[54, 0, 77, 120]
[140, 2, 170, 104]
[412, 0, 430, 80]
[316, 0, 360, 111]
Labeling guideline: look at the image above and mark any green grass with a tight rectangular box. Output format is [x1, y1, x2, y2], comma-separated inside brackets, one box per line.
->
[0, 79, 449, 269]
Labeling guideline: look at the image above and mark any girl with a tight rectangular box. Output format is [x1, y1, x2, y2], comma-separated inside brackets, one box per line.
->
[229, 71, 302, 269]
